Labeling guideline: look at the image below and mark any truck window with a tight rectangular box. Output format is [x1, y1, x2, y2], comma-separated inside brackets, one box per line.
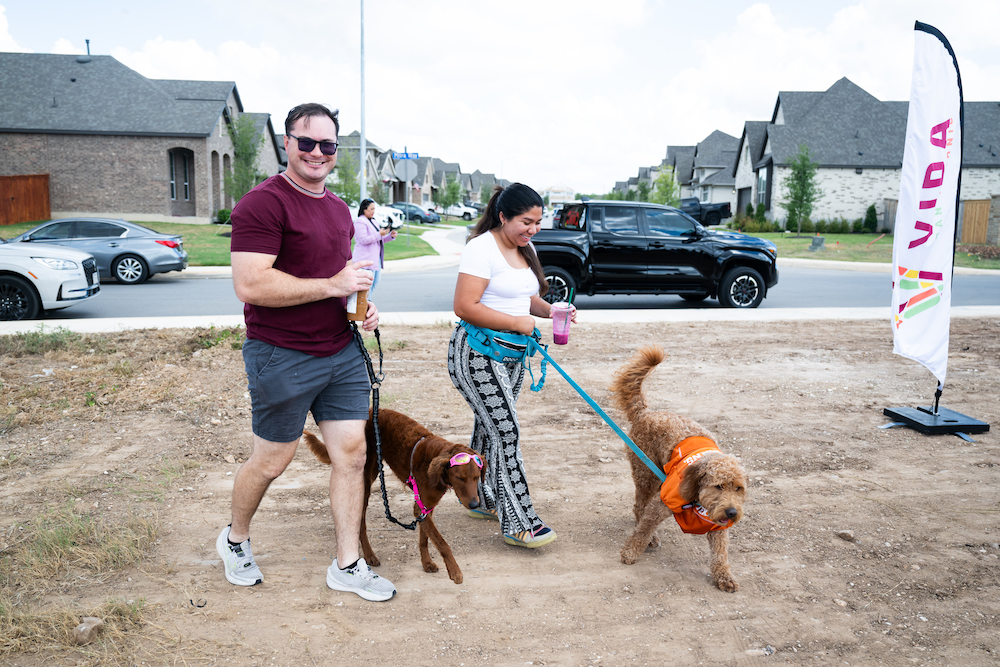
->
[558, 205, 586, 230]
[646, 209, 697, 237]
[601, 206, 639, 235]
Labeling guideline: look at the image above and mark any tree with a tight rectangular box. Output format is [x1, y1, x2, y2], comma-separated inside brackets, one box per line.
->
[223, 114, 264, 205]
[543, 194, 550, 207]
[650, 166, 680, 207]
[479, 182, 493, 204]
[636, 180, 651, 202]
[327, 150, 360, 207]
[436, 174, 463, 211]
[864, 204, 878, 232]
[778, 144, 822, 236]
[370, 180, 390, 205]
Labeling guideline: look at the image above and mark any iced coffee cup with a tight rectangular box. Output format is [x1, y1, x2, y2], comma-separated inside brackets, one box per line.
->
[551, 302, 572, 345]
[346, 269, 373, 321]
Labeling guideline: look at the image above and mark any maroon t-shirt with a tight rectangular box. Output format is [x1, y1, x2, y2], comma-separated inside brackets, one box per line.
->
[230, 175, 355, 357]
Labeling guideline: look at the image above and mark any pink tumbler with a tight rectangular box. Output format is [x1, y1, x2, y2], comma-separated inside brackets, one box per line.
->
[551, 302, 572, 345]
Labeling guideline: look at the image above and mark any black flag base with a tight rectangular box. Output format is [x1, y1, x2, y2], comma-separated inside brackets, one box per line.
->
[882, 405, 990, 438]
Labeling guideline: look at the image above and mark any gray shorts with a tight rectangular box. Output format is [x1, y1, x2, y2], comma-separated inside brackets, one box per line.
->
[243, 338, 371, 443]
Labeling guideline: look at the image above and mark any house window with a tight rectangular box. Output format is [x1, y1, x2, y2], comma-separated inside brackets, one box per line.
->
[169, 153, 176, 200]
[757, 171, 767, 206]
[182, 154, 190, 201]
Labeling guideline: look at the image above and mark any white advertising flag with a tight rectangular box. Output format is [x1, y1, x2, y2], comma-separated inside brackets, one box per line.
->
[891, 22, 963, 389]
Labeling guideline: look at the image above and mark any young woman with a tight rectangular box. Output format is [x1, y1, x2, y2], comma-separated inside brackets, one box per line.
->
[352, 199, 396, 297]
[447, 183, 575, 548]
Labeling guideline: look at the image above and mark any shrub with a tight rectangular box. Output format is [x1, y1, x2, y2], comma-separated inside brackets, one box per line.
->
[836, 218, 851, 234]
[745, 202, 755, 219]
[852, 218, 864, 233]
[864, 204, 878, 232]
[754, 204, 766, 226]
[800, 218, 815, 234]
[814, 219, 827, 234]
[215, 209, 232, 224]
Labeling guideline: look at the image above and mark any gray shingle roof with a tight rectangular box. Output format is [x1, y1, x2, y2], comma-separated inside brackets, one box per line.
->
[673, 146, 696, 184]
[0, 53, 235, 137]
[732, 121, 768, 176]
[964, 102, 1000, 167]
[694, 130, 739, 168]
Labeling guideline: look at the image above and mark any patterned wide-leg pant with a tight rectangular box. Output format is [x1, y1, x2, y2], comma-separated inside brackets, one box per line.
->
[447, 326, 542, 535]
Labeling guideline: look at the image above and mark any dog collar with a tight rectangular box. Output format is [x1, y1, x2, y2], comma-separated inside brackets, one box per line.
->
[407, 437, 434, 518]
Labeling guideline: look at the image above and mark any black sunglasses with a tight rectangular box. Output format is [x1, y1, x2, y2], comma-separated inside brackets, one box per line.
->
[288, 133, 338, 155]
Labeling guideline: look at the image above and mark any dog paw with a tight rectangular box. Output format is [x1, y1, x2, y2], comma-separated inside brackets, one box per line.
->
[423, 561, 439, 574]
[367, 555, 381, 567]
[450, 571, 463, 585]
[647, 534, 660, 550]
[620, 549, 639, 565]
[714, 576, 739, 593]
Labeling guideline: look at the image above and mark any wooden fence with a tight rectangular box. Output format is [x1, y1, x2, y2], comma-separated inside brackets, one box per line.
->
[0, 174, 51, 226]
[961, 199, 990, 244]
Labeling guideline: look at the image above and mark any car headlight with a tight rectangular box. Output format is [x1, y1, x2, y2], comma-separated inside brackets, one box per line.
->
[33, 257, 80, 270]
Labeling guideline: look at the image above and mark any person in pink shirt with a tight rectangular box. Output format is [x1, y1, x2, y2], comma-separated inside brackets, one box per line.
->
[352, 199, 396, 297]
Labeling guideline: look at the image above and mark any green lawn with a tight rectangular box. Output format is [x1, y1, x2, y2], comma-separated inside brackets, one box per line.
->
[745, 232, 1000, 270]
[0, 220, 435, 266]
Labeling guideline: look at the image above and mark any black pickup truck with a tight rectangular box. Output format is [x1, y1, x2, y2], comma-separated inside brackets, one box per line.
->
[679, 197, 732, 226]
[532, 200, 778, 308]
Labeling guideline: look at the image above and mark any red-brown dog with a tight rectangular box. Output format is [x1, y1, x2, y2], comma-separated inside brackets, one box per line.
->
[303, 408, 486, 584]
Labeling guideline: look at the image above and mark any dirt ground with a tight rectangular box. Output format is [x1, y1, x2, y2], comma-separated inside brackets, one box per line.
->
[1, 317, 998, 666]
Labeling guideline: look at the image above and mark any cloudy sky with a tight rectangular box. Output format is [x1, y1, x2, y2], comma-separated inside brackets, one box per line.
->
[3, 1, 998, 194]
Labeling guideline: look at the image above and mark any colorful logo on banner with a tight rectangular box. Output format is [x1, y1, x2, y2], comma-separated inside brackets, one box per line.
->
[894, 266, 945, 328]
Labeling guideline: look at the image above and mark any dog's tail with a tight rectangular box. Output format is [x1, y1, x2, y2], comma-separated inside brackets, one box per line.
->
[301, 430, 331, 465]
[609, 345, 666, 424]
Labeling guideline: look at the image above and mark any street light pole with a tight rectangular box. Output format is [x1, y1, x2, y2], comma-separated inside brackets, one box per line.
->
[359, 0, 367, 202]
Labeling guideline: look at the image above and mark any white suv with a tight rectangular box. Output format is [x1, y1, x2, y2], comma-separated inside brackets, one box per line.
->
[444, 203, 478, 220]
[0, 239, 100, 320]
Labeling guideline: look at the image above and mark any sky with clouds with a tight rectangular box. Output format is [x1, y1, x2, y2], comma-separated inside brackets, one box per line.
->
[2, 1, 998, 194]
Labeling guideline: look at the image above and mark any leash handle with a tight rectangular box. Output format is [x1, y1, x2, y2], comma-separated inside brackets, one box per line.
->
[350, 322, 422, 531]
[527, 340, 667, 483]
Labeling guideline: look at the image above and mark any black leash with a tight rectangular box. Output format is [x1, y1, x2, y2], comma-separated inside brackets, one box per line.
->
[350, 322, 423, 531]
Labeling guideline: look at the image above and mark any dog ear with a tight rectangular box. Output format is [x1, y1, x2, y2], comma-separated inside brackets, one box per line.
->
[678, 457, 708, 504]
[428, 454, 450, 488]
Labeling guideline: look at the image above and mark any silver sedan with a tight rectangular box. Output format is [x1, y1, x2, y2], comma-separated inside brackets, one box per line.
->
[8, 218, 188, 284]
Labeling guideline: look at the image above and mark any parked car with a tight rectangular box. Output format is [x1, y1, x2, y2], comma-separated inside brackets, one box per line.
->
[444, 203, 478, 220]
[531, 200, 778, 308]
[388, 202, 440, 224]
[679, 197, 732, 226]
[373, 204, 405, 230]
[0, 237, 100, 320]
[7, 218, 188, 284]
[464, 200, 486, 214]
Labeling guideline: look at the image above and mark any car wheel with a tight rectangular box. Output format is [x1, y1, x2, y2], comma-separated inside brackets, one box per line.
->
[680, 293, 709, 303]
[0, 275, 41, 321]
[542, 266, 576, 304]
[463, 212, 472, 221]
[719, 266, 765, 308]
[705, 212, 721, 226]
[113, 255, 149, 284]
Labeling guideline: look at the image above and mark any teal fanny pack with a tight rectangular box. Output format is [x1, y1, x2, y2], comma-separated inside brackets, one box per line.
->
[458, 320, 548, 391]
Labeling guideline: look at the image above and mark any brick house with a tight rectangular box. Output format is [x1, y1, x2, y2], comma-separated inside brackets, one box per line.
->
[0, 52, 284, 224]
[735, 77, 1000, 243]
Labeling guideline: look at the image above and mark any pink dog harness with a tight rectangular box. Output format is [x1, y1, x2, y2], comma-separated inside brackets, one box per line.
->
[405, 439, 484, 519]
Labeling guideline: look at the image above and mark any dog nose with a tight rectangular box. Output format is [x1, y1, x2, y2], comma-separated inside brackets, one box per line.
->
[468, 500, 480, 510]
[725, 508, 738, 519]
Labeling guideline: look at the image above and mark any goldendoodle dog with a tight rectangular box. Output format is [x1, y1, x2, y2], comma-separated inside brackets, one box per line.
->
[610, 345, 747, 592]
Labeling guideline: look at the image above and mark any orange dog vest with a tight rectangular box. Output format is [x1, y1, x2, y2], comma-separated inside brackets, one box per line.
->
[659, 436, 733, 535]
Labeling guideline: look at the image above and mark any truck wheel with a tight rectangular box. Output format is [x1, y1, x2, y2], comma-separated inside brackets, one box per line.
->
[705, 212, 721, 226]
[720, 267, 765, 308]
[543, 267, 576, 304]
[0, 275, 41, 320]
[463, 212, 472, 221]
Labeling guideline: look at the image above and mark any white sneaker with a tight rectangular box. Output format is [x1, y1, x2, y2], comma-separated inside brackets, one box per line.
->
[326, 558, 396, 601]
[216, 525, 263, 586]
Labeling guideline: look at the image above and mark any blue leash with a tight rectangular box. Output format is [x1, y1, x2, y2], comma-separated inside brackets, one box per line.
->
[527, 339, 667, 483]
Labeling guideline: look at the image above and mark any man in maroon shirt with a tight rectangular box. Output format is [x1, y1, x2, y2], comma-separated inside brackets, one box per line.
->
[218, 103, 395, 602]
